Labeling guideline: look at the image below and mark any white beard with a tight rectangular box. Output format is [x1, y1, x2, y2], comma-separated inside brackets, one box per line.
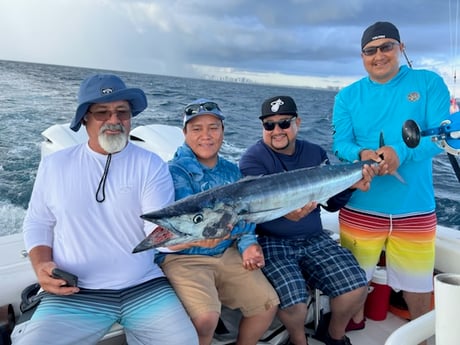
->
[98, 124, 128, 153]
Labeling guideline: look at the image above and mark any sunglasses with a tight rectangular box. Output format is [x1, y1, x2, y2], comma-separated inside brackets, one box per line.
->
[184, 102, 221, 116]
[262, 117, 296, 131]
[362, 41, 399, 56]
[87, 109, 131, 121]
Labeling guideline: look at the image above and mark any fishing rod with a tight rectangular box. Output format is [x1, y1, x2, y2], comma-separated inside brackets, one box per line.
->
[402, 113, 460, 154]
[401, 0, 460, 182]
[402, 113, 460, 181]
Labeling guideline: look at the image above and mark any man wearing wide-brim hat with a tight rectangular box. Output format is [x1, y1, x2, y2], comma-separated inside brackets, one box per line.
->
[12, 74, 198, 344]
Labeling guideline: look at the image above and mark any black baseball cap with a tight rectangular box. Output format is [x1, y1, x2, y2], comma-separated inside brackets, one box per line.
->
[260, 96, 298, 119]
[361, 21, 400, 49]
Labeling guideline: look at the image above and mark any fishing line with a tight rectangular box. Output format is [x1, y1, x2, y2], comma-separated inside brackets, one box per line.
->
[402, 47, 413, 68]
[448, 0, 460, 182]
[449, 0, 459, 101]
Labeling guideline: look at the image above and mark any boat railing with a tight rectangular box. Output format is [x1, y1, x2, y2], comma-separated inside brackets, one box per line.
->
[384, 310, 435, 345]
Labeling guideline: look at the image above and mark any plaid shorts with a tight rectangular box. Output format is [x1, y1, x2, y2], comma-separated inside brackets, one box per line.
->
[259, 231, 367, 309]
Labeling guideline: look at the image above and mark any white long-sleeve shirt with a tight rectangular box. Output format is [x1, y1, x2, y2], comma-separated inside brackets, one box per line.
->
[24, 142, 174, 289]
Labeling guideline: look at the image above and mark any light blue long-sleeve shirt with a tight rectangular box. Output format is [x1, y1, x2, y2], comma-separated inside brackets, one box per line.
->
[332, 65, 450, 215]
[154, 143, 257, 264]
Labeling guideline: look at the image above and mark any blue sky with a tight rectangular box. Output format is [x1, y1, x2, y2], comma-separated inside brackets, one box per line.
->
[1, 0, 459, 92]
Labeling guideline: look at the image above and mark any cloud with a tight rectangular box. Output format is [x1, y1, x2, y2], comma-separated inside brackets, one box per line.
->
[1, 0, 459, 91]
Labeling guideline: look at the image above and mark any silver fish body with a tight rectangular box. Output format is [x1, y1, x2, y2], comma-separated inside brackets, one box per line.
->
[133, 161, 367, 252]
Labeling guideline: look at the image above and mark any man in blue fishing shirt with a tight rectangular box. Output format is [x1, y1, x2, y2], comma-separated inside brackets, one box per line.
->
[332, 22, 450, 345]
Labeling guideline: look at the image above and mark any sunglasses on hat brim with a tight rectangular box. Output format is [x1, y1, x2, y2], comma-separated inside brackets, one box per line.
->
[184, 102, 221, 116]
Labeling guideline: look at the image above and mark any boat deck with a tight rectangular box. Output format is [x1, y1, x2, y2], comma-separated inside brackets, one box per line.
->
[92, 310, 437, 345]
[305, 312, 435, 345]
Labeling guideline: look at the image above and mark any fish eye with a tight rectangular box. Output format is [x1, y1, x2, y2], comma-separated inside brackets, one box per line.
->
[193, 213, 204, 224]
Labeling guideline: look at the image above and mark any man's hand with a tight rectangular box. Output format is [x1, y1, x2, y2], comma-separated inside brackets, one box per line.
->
[351, 163, 378, 192]
[360, 147, 399, 176]
[284, 201, 318, 221]
[35, 262, 79, 295]
[376, 146, 400, 175]
[29, 246, 79, 295]
[242, 244, 265, 270]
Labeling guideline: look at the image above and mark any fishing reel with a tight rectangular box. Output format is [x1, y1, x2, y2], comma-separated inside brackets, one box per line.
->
[402, 111, 460, 155]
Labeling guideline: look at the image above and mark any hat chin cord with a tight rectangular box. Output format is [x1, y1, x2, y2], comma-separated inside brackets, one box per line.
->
[95, 153, 111, 203]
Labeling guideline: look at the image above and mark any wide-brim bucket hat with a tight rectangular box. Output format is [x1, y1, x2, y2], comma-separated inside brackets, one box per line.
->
[70, 74, 147, 131]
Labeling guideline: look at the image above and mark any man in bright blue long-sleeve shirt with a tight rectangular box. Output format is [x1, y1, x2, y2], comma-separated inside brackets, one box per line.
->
[332, 22, 450, 344]
[154, 99, 279, 345]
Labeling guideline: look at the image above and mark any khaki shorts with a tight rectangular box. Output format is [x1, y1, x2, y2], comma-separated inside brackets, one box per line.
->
[161, 247, 279, 318]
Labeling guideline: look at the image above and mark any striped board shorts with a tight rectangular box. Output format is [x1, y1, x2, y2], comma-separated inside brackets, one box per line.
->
[10, 277, 198, 345]
[339, 207, 436, 292]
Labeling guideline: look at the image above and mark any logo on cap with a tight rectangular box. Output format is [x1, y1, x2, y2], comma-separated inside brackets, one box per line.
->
[371, 34, 386, 40]
[101, 88, 113, 94]
[270, 99, 284, 112]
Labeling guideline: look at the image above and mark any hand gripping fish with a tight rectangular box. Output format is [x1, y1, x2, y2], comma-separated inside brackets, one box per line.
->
[133, 161, 370, 253]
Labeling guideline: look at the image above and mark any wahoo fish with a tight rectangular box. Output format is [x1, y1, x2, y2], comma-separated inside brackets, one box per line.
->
[133, 161, 369, 253]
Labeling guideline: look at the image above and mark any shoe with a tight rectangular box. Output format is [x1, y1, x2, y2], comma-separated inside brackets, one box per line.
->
[345, 318, 365, 332]
[324, 332, 352, 345]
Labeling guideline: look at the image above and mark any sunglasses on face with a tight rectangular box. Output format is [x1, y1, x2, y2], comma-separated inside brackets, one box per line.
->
[87, 109, 131, 121]
[184, 102, 221, 116]
[262, 117, 296, 131]
[362, 41, 399, 56]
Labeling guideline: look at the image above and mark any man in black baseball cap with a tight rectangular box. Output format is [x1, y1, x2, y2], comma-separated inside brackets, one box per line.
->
[332, 19, 451, 345]
[240, 95, 376, 345]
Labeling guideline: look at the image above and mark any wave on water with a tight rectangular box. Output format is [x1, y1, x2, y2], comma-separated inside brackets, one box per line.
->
[0, 202, 26, 236]
[436, 197, 460, 230]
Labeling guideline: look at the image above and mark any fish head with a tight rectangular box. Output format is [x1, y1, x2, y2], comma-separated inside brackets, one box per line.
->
[133, 199, 239, 252]
[143, 202, 237, 238]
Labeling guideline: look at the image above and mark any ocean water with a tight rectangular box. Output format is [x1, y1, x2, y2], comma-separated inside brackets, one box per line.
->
[0, 59, 459, 236]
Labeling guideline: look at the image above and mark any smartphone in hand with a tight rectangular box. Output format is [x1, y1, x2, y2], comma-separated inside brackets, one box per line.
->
[51, 268, 78, 287]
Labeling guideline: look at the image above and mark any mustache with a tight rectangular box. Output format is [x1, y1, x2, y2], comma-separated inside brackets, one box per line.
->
[99, 123, 125, 134]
